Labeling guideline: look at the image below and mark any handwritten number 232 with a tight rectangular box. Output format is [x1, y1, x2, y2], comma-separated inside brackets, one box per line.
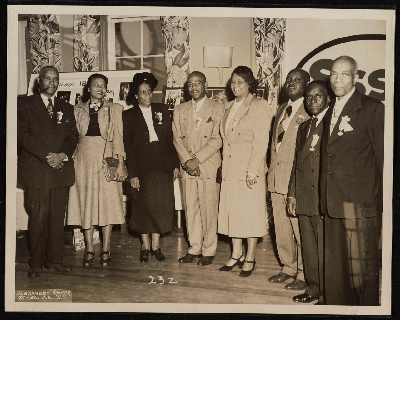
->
[148, 276, 177, 284]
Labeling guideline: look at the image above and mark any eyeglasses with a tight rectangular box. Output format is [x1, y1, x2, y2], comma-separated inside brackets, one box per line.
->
[139, 90, 153, 96]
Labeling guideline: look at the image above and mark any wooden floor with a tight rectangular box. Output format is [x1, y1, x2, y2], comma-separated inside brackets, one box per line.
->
[14, 220, 311, 306]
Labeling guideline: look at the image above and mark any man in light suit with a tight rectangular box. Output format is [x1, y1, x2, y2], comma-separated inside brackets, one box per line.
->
[17, 66, 79, 277]
[267, 68, 310, 290]
[320, 56, 384, 305]
[173, 71, 224, 266]
[287, 81, 330, 304]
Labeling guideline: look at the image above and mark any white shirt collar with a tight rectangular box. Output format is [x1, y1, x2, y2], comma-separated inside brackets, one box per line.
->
[334, 87, 355, 109]
[40, 93, 56, 106]
[192, 95, 207, 111]
[139, 104, 152, 113]
[287, 96, 304, 116]
[315, 106, 329, 126]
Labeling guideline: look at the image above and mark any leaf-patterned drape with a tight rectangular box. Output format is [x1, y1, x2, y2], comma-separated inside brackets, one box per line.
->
[28, 15, 61, 73]
[254, 18, 285, 112]
[73, 15, 100, 72]
[160, 16, 190, 87]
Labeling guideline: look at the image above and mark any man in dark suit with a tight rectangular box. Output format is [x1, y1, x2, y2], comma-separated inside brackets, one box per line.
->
[18, 66, 79, 277]
[320, 56, 384, 305]
[287, 81, 330, 304]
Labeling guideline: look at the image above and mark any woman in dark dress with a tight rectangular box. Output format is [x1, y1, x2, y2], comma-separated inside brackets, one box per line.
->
[123, 72, 180, 262]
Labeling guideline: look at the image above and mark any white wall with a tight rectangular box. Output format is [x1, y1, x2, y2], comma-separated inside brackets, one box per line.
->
[189, 17, 253, 87]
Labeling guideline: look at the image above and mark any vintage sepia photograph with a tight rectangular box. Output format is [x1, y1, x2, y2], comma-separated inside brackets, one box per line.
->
[6, 5, 395, 314]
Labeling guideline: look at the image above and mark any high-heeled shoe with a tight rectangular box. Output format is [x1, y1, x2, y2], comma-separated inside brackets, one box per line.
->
[100, 250, 111, 267]
[239, 260, 256, 277]
[140, 249, 150, 262]
[219, 255, 245, 271]
[151, 247, 165, 261]
[83, 251, 95, 268]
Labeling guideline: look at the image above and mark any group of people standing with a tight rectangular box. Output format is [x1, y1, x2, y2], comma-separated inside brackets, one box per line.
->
[17, 54, 384, 306]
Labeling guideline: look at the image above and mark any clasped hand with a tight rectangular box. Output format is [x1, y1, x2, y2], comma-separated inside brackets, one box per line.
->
[182, 157, 200, 176]
[246, 173, 257, 189]
[46, 152, 66, 170]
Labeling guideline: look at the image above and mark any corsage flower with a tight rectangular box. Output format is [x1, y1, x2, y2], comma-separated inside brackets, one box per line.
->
[309, 133, 320, 151]
[295, 114, 306, 129]
[56, 111, 63, 124]
[155, 112, 163, 124]
[337, 115, 353, 136]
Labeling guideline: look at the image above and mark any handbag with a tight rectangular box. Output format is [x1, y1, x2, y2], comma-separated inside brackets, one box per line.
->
[101, 107, 128, 182]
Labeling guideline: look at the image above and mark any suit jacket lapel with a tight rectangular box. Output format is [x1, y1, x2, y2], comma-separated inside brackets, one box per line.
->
[221, 100, 234, 141]
[34, 94, 53, 131]
[185, 101, 195, 137]
[328, 90, 361, 145]
[226, 93, 253, 135]
[298, 120, 323, 164]
[281, 103, 308, 145]
[150, 104, 163, 141]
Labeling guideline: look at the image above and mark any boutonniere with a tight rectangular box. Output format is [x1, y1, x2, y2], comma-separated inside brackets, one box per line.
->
[56, 111, 63, 124]
[295, 115, 305, 127]
[309, 133, 320, 151]
[195, 117, 202, 129]
[232, 117, 240, 128]
[155, 112, 163, 124]
[337, 115, 353, 136]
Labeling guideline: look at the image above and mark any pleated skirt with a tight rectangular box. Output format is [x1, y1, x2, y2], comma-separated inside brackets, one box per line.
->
[218, 177, 267, 238]
[67, 136, 125, 229]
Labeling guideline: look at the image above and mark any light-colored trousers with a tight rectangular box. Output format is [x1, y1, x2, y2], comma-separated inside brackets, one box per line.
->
[181, 178, 220, 257]
[270, 192, 304, 280]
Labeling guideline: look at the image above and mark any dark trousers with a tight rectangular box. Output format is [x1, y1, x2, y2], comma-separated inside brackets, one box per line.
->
[324, 214, 381, 306]
[25, 186, 69, 270]
[298, 215, 324, 299]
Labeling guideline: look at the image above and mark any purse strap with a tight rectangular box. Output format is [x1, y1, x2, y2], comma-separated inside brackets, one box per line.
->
[101, 106, 112, 161]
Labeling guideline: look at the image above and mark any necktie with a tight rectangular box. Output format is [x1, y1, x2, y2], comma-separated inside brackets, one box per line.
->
[193, 102, 199, 121]
[307, 116, 318, 138]
[330, 105, 340, 135]
[47, 98, 53, 117]
[277, 105, 292, 143]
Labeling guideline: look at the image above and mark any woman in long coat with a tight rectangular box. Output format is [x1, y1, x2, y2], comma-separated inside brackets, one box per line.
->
[123, 72, 180, 262]
[67, 73, 127, 268]
[218, 66, 272, 277]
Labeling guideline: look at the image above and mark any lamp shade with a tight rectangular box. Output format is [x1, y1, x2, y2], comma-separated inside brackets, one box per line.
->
[203, 47, 233, 68]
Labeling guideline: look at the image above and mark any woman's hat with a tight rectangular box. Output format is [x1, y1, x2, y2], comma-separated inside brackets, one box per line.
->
[132, 72, 158, 92]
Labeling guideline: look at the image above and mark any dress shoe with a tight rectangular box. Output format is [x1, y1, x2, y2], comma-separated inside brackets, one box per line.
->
[100, 251, 111, 267]
[140, 249, 150, 262]
[178, 253, 202, 263]
[239, 260, 256, 277]
[83, 251, 95, 268]
[44, 262, 72, 272]
[197, 256, 214, 266]
[27, 268, 41, 278]
[285, 279, 307, 291]
[219, 255, 245, 271]
[293, 293, 319, 303]
[152, 248, 165, 261]
[268, 272, 292, 283]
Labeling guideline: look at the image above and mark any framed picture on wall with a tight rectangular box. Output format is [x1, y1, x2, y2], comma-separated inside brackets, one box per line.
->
[255, 85, 266, 100]
[206, 87, 229, 103]
[162, 86, 187, 110]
